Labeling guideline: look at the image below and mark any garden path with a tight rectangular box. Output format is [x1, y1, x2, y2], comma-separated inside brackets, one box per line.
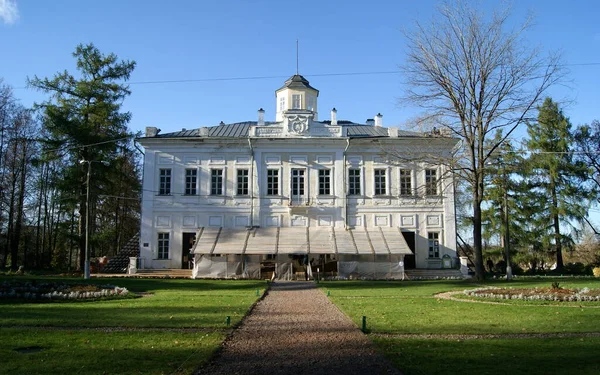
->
[194, 281, 401, 375]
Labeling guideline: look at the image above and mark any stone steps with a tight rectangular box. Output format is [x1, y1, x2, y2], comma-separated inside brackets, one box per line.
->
[134, 269, 193, 278]
[404, 269, 465, 280]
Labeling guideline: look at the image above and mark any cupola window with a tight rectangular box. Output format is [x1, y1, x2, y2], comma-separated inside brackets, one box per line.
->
[307, 95, 314, 111]
[279, 96, 286, 111]
[292, 94, 302, 109]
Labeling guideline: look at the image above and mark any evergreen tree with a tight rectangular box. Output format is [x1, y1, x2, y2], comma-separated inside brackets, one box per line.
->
[482, 133, 537, 274]
[574, 120, 600, 234]
[524, 98, 592, 270]
[28, 43, 137, 272]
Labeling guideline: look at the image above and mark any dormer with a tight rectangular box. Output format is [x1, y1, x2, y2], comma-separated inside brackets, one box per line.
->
[275, 75, 319, 122]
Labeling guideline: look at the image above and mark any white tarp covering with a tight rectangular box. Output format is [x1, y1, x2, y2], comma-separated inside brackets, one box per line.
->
[352, 229, 373, 254]
[278, 227, 308, 254]
[242, 255, 261, 279]
[335, 229, 357, 254]
[192, 228, 220, 254]
[381, 228, 413, 255]
[190, 227, 409, 280]
[213, 229, 248, 254]
[309, 228, 334, 254]
[370, 228, 390, 254]
[245, 228, 278, 254]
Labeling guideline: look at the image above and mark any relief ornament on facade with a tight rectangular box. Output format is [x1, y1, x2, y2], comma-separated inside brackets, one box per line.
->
[288, 114, 309, 135]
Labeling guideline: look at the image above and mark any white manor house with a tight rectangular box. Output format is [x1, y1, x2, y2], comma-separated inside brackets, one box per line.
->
[137, 75, 460, 279]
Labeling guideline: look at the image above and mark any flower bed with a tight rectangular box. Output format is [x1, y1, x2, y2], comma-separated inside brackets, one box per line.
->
[464, 287, 600, 302]
[0, 280, 130, 301]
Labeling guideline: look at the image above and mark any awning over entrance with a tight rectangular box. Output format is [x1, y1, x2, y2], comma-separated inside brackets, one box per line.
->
[191, 227, 413, 256]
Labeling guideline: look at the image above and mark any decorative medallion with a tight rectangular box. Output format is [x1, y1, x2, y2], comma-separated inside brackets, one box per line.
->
[288, 114, 309, 135]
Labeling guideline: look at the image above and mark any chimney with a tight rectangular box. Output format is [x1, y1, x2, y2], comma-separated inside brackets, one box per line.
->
[145, 127, 160, 137]
[374, 113, 383, 127]
[199, 127, 209, 136]
[331, 108, 337, 125]
[258, 108, 265, 126]
[366, 118, 374, 126]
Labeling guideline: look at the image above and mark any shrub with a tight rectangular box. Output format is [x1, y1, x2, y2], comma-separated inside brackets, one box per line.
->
[562, 262, 592, 275]
[593, 267, 600, 278]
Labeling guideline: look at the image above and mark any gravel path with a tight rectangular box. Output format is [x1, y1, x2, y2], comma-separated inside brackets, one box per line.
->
[194, 281, 401, 375]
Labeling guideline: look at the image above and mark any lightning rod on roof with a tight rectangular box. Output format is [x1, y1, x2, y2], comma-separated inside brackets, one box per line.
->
[296, 39, 299, 75]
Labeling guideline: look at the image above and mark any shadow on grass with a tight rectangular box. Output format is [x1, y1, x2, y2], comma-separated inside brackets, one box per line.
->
[374, 336, 600, 375]
[1, 328, 223, 375]
[0, 275, 268, 294]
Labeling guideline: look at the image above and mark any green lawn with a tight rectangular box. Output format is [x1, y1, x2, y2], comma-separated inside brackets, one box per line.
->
[321, 278, 600, 375]
[0, 276, 265, 375]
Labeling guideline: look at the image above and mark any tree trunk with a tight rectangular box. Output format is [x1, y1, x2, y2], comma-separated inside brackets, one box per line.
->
[550, 178, 563, 270]
[68, 207, 76, 271]
[12, 141, 27, 269]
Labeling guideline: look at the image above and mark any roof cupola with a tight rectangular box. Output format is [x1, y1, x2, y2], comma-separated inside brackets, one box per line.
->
[275, 74, 319, 122]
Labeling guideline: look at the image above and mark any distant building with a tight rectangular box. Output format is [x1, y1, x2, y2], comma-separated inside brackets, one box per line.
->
[136, 75, 459, 279]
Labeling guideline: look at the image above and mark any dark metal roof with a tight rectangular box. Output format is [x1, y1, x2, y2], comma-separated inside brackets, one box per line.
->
[209, 122, 252, 137]
[345, 125, 389, 137]
[151, 121, 426, 139]
[276, 74, 319, 93]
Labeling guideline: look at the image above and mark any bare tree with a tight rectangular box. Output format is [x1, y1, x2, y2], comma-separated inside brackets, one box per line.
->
[400, 1, 564, 280]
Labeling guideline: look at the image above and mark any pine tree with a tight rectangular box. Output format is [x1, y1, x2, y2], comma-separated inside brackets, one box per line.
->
[28, 43, 137, 272]
[482, 133, 530, 275]
[525, 98, 592, 270]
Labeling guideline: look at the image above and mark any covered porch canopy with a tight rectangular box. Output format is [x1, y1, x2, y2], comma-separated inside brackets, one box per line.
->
[191, 227, 412, 279]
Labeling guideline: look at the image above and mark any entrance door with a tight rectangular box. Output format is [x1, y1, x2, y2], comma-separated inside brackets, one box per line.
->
[182, 232, 196, 269]
[401, 231, 416, 269]
[291, 168, 306, 205]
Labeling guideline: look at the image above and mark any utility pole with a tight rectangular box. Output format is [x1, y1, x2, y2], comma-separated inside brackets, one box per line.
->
[502, 161, 512, 281]
[80, 159, 109, 279]
[83, 160, 91, 279]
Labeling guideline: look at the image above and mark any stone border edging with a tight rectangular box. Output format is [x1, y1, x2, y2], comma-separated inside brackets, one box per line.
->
[434, 290, 600, 308]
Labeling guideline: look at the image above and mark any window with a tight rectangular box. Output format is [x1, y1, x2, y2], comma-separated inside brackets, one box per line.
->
[307, 95, 315, 111]
[428, 232, 440, 258]
[237, 169, 249, 195]
[158, 233, 169, 259]
[374, 169, 386, 196]
[211, 169, 223, 195]
[279, 96, 286, 111]
[291, 169, 305, 196]
[400, 169, 412, 196]
[348, 168, 361, 195]
[425, 169, 438, 195]
[267, 169, 279, 195]
[159, 169, 171, 195]
[292, 94, 301, 109]
[318, 169, 331, 195]
[185, 169, 197, 195]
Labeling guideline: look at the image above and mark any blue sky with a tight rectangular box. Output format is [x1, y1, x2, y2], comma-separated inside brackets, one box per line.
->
[1, 0, 599, 223]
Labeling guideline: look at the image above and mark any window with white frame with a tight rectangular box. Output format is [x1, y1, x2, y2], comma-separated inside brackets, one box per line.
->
[348, 168, 361, 195]
[159, 168, 171, 195]
[279, 96, 286, 111]
[425, 169, 438, 195]
[158, 233, 170, 259]
[374, 169, 386, 196]
[292, 94, 301, 109]
[307, 95, 315, 111]
[428, 232, 440, 258]
[211, 169, 224, 195]
[318, 169, 331, 195]
[237, 169, 249, 195]
[267, 169, 279, 195]
[185, 169, 197, 195]
[400, 169, 412, 196]
[291, 169, 305, 197]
